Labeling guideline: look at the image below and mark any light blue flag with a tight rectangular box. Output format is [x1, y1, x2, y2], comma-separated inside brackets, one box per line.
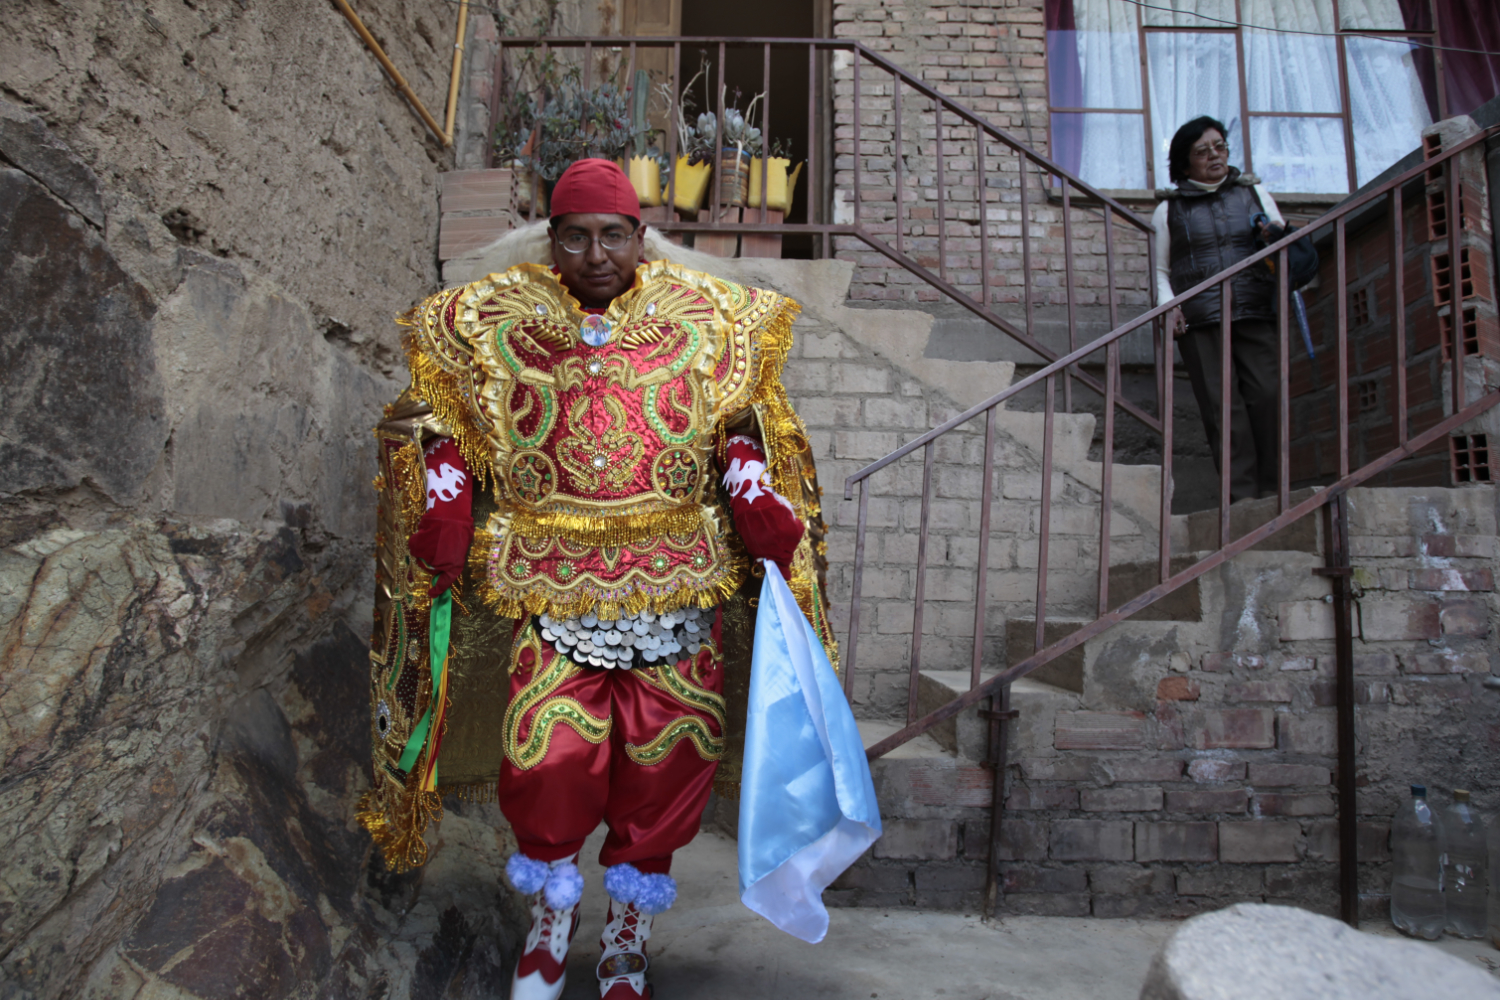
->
[738, 560, 882, 943]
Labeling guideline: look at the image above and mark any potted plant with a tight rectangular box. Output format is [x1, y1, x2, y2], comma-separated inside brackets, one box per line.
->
[666, 68, 715, 215]
[749, 136, 804, 215]
[624, 70, 667, 208]
[710, 89, 764, 208]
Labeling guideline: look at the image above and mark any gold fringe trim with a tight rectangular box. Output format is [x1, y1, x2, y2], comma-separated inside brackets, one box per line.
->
[402, 329, 493, 491]
[356, 783, 444, 873]
[509, 504, 709, 547]
[391, 441, 427, 537]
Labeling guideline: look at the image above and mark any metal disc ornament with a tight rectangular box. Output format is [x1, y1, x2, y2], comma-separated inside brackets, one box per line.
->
[580, 314, 613, 347]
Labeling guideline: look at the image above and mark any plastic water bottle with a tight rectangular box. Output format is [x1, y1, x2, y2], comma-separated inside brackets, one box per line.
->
[1444, 789, 1486, 938]
[1391, 784, 1445, 940]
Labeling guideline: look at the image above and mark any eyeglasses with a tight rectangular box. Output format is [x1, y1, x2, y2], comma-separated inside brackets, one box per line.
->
[1191, 140, 1230, 158]
[558, 229, 638, 254]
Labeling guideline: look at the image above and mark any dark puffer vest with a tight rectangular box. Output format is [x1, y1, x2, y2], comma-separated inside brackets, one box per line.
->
[1164, 168, 1277, 329]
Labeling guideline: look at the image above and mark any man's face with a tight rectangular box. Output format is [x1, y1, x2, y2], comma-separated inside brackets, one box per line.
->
[1186, 128, 1230, 184]
[549, 213, 643, 307]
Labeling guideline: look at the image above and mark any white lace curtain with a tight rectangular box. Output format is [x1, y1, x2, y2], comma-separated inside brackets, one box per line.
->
[1054, 0, 1433, 192]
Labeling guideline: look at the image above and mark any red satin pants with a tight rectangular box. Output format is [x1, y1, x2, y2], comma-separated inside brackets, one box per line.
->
[497, 612, 724, 875]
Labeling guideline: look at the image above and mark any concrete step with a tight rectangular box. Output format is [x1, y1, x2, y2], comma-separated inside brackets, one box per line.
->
[917, 671, 1082, 761]
[1182, 487, 1323, 554]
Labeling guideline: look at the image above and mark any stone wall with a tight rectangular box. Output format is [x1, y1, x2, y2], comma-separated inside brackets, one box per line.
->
[0, 3, 527, 997]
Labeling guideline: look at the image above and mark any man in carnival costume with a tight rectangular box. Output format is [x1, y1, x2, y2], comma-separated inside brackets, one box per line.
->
[359, 158, 840, 999]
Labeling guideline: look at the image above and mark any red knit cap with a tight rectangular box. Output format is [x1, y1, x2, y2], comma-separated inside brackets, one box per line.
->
[549, 158, 640, 224]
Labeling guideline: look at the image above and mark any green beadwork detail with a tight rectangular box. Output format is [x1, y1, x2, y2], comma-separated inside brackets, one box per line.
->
[507, 385, 557, 450]
[645, 384, 698, 445]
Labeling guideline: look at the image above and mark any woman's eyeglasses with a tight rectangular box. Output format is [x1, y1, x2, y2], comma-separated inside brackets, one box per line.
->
[1191, 140, 1229, 158]
[558, 229, 638, 253]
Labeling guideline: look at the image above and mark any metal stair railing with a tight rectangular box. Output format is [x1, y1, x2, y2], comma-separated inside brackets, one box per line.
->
[840, 124, 1500, 922]
[495, 36, 1161, 429]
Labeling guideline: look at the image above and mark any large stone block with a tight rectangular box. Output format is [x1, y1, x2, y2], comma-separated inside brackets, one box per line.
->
[1138, 903, 1500, 1000]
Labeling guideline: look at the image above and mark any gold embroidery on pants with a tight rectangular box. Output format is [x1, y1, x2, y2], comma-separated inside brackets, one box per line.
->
[504, 641, 611, 770]
[625, 715, 725, 765]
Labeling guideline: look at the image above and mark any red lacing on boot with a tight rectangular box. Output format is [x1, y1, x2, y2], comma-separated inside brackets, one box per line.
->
[598, 901, 652, 999]
[517, 902, 579, 984]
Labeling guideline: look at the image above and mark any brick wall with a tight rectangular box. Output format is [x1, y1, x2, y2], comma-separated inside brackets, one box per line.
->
[830, 0, 1155, 331]
[1290, 120, 1500, 490]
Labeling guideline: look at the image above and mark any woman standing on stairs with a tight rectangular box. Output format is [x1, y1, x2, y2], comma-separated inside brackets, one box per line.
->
[1154, 116, 1291, 504]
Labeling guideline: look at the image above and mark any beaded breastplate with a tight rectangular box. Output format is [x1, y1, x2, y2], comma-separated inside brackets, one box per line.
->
[404, 261, 797, 621]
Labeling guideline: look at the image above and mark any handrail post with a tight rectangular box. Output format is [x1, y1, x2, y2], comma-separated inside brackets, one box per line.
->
[908, 441, 937, 723]
[1321, 494, 1359, 926]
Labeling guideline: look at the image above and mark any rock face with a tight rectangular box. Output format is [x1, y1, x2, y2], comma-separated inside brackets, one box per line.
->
[1138, 903, 1500, 1000]
[0, 4, 529, 997]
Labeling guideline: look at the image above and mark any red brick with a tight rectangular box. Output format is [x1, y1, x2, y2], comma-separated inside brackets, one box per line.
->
[907, 763, 994, 807]
[1401, 650, 1487, 674]
[1050, 820, 1134, 861]
[1440, 598, 1490, 637]
[1248, 763, 1331, 786]
[1156, 676, 1200, 700]
[1019, 758, 1095, 781]
[1188, 759, 1246, 782]
[1254, 792, 1335, 816]
[1219, 821, 1301, 862]
[1410, 568, 1494, 591]
[1306, 820, 1393, 862]
[1195, 709, 1276, 749]
[1164, 788, 1249, 814]
[1006, 785, 1079, 811]
[1135, 821, 1218, 862]
[1421, 532, 1457, 557]
[1080, 787, 1163, 812]
[1054, 711, 1148, 750]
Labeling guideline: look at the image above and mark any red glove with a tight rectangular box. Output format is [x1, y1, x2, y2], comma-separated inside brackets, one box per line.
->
[722, 434, 804, 580]
[406, 438, 474, 596]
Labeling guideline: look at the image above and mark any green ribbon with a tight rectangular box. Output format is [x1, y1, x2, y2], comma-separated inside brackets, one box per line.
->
[396, 581, 453, 781]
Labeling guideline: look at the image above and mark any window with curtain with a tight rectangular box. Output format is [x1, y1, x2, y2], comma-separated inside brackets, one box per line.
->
[1043, 0, 1491, 193]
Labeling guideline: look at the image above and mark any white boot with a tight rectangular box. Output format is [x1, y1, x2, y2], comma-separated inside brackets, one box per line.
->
[596, 898, 653, 999]
[508, 854, 583, 1000]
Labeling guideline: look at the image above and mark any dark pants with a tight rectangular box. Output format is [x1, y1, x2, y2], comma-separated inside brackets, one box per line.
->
[1178, 319, 1280, 503]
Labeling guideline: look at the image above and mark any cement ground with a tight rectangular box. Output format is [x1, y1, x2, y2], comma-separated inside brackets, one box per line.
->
[555, 824, 1500, 999]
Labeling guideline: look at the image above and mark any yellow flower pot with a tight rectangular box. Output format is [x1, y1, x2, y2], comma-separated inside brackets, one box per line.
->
[748, 157, 804, 214]
[671, 156, 713, 214]
[628, 156, 663, 207]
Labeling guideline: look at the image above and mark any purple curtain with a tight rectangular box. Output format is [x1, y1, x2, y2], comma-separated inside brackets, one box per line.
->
[1434, 1, 1500, 117]
[1045, 0, 1084, 177]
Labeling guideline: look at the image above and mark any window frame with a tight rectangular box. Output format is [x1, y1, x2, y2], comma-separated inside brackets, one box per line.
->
[1045, 0, 1450, 193]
